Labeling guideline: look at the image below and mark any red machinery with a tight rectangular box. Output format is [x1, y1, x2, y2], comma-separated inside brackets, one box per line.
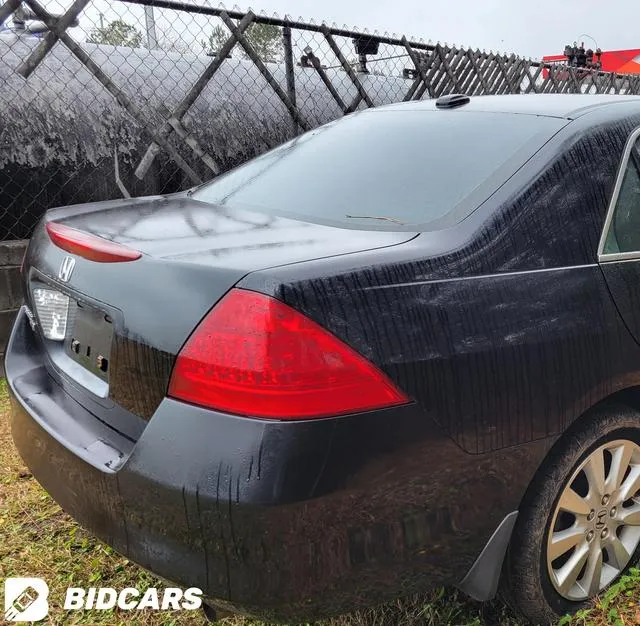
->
[543, 47, 640, 76]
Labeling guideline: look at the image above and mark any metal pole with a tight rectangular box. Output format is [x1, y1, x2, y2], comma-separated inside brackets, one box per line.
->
[144, 5, 157, 49]
[219, 12, 309, 131]
[283, 26, 297, 134]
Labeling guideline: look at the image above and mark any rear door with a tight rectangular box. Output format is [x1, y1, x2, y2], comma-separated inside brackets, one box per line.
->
[599, 126, 640, 342]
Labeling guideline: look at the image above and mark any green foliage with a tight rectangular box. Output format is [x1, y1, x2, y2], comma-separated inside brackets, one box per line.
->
[87, 20, 143, 49]
[202, 24, 228, 56]
[600, 568, 639, 610]
[202, 22, 283, 63]
[243, 23, 283, 63]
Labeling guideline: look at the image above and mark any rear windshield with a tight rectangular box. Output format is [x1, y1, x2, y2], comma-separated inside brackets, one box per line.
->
[192, 109, 567, 230]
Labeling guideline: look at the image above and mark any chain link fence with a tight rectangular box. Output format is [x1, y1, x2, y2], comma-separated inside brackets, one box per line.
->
[3, 0, 640, 241]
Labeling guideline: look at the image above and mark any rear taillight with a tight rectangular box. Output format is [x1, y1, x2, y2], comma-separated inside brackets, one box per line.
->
[46, 222, 141, 263]
[168, 288, 410, 420]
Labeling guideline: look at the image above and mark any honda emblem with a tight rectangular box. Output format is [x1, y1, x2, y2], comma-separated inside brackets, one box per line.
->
[58, 256, 75, 282]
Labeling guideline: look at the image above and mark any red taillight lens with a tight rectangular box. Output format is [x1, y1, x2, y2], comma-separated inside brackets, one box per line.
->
[46, 222, 141, 263]
[168, 288, 410, 420]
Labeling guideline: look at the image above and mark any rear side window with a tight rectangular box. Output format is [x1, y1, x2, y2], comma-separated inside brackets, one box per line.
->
[602, 134, 640, 255]
[192, 110, 567, 231]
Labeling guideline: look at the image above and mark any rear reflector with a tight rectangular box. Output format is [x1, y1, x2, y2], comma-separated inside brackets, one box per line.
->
[168, 289, 410, 420]
[46, 222, 141, 263]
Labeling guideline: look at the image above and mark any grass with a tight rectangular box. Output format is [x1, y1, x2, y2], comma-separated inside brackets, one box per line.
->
[1, 377, 640, 625]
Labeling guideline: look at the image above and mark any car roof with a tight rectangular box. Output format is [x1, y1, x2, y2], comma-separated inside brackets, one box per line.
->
[375, 94, 640, 120]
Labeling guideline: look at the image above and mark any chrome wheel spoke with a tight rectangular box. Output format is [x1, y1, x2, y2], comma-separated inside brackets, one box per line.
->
[559, 487, 592, 516]
[606, 536, 631, 570]
[582, 544, 603, 597]
[549, 525, 587, 561]
[607, 442, 634, 492]
[584, 449, 606, 499]
[617, 465, 640, 504]
[556, 542, 590, 596]
[620, 503, 640, 525]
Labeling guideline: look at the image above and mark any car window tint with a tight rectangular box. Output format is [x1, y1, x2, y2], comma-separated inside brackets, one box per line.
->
[192, 110, 567, 231]
[603, 143, 640, 255]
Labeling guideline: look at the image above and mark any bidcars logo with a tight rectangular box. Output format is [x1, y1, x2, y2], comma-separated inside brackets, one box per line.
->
[3, 577, 202, 621]
[63, 586, 203, 611]
[4, 578, 49, 622]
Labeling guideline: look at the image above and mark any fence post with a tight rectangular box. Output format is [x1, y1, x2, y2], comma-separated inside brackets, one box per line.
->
[134, 10, 255, 180]
[283, 25, 297, 135]
[306, 48, 348, 112]
[321, 25, 374, 108]
[0, 0, 21, 28]
[219, 11, 309, 131]
[16, 0, 90, 78]
[144, 5, 158, 50]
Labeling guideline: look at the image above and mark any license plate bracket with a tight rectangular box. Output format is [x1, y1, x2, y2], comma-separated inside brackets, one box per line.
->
[66, 303, 114, 383]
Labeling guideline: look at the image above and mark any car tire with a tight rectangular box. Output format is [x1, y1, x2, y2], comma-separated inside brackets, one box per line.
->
[500, 402, 640, 625]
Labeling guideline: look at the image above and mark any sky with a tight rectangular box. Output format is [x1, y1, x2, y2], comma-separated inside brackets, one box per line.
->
[36, 0, 640, 61]
[239, 0, 639, 59]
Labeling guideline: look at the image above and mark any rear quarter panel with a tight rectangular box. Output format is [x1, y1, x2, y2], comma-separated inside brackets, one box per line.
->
[241, 109, 640, 454]
[257, 265, 640, 454]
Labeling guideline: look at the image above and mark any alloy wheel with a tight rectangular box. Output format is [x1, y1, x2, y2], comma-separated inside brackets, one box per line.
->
[547, 439, 640, 601]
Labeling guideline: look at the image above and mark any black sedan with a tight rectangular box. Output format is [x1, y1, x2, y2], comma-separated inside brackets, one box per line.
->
[7, 93, 640, 624]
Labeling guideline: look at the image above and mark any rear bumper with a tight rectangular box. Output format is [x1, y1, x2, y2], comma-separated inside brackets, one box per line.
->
[6, 307, 541, 620]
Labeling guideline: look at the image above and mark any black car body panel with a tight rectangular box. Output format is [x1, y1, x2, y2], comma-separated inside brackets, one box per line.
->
[7, 309, 551, 619]
[23, 203, 416, 426]
[246, 264, 640, 453]
[601, 262, 640, 344]
[51, 196, 417, 267]
[9, 94, 640, 620]
[240, 105, 640, 453]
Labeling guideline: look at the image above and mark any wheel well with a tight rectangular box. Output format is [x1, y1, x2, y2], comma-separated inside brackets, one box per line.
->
[498, 387, 640, 621]
[567, 386, 640, 439]
[462, 388, 640, 602]
[516, 385, 640, 518]
[606, 386, 640, 413]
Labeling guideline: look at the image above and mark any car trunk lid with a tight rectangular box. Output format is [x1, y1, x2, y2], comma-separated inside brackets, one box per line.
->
[22, 195, 416, 439]
[47, 194, 414, 270]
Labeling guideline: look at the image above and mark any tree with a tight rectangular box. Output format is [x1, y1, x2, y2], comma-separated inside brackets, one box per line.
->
[156, 31, 193, 54]
[201, 25, 228, 56]
[202, 22, 283, 63]
[87, 20, 143, 48]
[244, 23, 283, 63]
